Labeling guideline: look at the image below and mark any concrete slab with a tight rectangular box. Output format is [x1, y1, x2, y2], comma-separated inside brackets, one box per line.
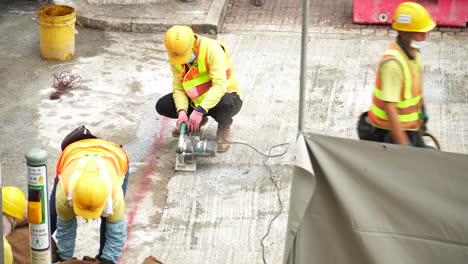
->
[53, 0, 229, 34]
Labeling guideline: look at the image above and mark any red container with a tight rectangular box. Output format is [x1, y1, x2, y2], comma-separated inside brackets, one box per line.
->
[353, 0, 468, 27]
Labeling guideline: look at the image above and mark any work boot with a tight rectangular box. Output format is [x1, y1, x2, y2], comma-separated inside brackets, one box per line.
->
[216, 125, 231, 153]
[172, 116, 208, 137]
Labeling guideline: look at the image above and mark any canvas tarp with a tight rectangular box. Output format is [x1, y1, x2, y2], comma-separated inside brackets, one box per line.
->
[284, 133, 468, 264]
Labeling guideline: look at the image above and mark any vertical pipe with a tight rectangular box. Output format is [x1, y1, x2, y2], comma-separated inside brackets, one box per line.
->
[26, 148, 52, 264]
[294, 0, 309, 261]
[298, 0, 309, 137]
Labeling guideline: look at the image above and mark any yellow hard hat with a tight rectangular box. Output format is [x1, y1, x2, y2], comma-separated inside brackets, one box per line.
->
[164, 25, 195, 64]
[2, 186, 26, 219]
[72, 160, 108, 219]
[392, 2, 436, 32]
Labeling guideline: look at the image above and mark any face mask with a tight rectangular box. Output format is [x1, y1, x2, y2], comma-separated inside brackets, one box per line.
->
[185, 53, 196, 64]
[410, 40, 426, 49]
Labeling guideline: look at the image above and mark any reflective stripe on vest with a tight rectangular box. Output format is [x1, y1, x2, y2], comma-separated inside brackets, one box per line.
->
[175, 37, 234, 106]
[368, 41, 422, 130]
[57, 139, 128, 177]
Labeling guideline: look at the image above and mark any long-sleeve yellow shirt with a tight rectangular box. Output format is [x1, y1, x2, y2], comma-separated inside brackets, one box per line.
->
[170, 36, 240, 112]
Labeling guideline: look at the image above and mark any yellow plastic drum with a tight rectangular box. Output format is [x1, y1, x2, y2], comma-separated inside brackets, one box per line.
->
[38, 5, 77, 61]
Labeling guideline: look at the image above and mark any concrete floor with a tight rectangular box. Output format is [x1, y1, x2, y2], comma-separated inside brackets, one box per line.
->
[1, 1, 468, 264]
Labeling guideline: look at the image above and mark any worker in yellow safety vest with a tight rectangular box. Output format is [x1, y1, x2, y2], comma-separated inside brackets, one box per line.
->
[357, 2, 436, 148]
[49, 127, 129, 264]
[2, 186, 26, 264]
[156, 25, 243, 153]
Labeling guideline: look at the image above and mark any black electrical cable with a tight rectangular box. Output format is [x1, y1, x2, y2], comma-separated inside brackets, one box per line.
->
[227, 141, 290, 264]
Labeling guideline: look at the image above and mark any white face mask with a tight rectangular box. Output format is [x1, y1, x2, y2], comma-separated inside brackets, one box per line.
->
[410, 40, 426, 49]
[185, 53, 196, 64]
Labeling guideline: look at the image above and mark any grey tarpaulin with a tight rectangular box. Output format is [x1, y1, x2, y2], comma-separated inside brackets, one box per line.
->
[284, 133, 468, 264]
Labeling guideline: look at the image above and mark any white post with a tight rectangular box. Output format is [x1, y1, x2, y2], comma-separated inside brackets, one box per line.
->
[26, 148, 52, 263]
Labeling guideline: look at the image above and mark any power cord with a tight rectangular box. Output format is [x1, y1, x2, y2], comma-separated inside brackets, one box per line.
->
[227, 141, 290, 264]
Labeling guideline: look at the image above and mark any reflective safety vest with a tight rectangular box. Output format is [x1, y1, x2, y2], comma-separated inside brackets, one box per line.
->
[368, 41, 423, 130]
[56, 138, 129, 199]
[175, 36, 238, 106]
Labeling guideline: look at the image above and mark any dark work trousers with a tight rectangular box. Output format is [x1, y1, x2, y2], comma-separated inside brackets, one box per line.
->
[155, 92, 243, 127]
[49, 170, 130, 257]
[357, 111, 430, 148]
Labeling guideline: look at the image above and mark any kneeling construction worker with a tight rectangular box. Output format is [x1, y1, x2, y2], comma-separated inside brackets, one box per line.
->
[156, 25, 243, 152]
[49, 127, 129, 264]
[2, 186, 26, 264]
[358, 2, 435, 148]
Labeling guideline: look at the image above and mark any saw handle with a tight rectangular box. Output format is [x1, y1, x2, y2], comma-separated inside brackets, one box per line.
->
[176, 122, 188, 154]
[180, 122, 187, 136]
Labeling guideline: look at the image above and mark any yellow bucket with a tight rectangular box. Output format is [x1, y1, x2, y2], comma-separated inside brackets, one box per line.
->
[38, 5, 77, 61]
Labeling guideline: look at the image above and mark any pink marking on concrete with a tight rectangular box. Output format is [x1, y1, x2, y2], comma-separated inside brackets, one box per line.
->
[119, 117, 170, 261]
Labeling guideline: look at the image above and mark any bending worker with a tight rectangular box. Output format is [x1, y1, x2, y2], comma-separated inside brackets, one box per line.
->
[358, 2, 435, 147]
[2, 186, 26, 264]
[156, 25, 243, 153]
[49, 127, 129, 264]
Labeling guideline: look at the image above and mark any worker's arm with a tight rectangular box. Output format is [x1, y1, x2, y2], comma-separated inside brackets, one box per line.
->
[55, 182, 77, 260]
[170, 64, 190, 112]
[384, 102, 410, 144]
[197, 42, 228, 112]
[100, 190, 127, 263]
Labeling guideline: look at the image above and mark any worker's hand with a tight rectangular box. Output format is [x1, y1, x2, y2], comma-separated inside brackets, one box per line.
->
[176, 110, 189, 129]
[188, 110, 204, 132]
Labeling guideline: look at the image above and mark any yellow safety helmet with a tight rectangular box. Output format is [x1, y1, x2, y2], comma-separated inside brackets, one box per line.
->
[164, 25, 195, 64]
[392, 2, 436, 32]
[72, 160, 109, 219]
[2, 186, 26, 219]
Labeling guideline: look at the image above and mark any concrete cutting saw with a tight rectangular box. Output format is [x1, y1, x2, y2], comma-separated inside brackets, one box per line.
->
[175, 122, 217, 171]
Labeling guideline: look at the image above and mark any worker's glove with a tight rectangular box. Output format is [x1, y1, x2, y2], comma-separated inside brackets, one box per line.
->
[100, 258, 115, 264]
[403, 142, 413, 146]
[176, 110, 189, 129]
[188, 109, 204, 132]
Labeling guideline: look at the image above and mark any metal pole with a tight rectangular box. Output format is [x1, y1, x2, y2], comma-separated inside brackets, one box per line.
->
[25, 148, 52, 264]
[298, 0, 309, 137]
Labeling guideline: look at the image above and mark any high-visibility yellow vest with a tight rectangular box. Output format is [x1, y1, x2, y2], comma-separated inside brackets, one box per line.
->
[56, 138, 129, 199]
[368, 40, 423, 130]
[175, 36, 238, 106]
[4, 236, 13, 264]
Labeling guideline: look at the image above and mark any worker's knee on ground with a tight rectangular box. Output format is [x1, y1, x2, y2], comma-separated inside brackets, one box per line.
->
[155, 94, 178, 118]
[155, 99, 165, 116]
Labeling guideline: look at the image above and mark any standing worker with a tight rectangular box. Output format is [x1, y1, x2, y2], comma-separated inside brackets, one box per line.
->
[156, 25, 243, 153]
[2, 186, 26, 264]
[358, 2, 436, 147]
[49, 126, 129, 264]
